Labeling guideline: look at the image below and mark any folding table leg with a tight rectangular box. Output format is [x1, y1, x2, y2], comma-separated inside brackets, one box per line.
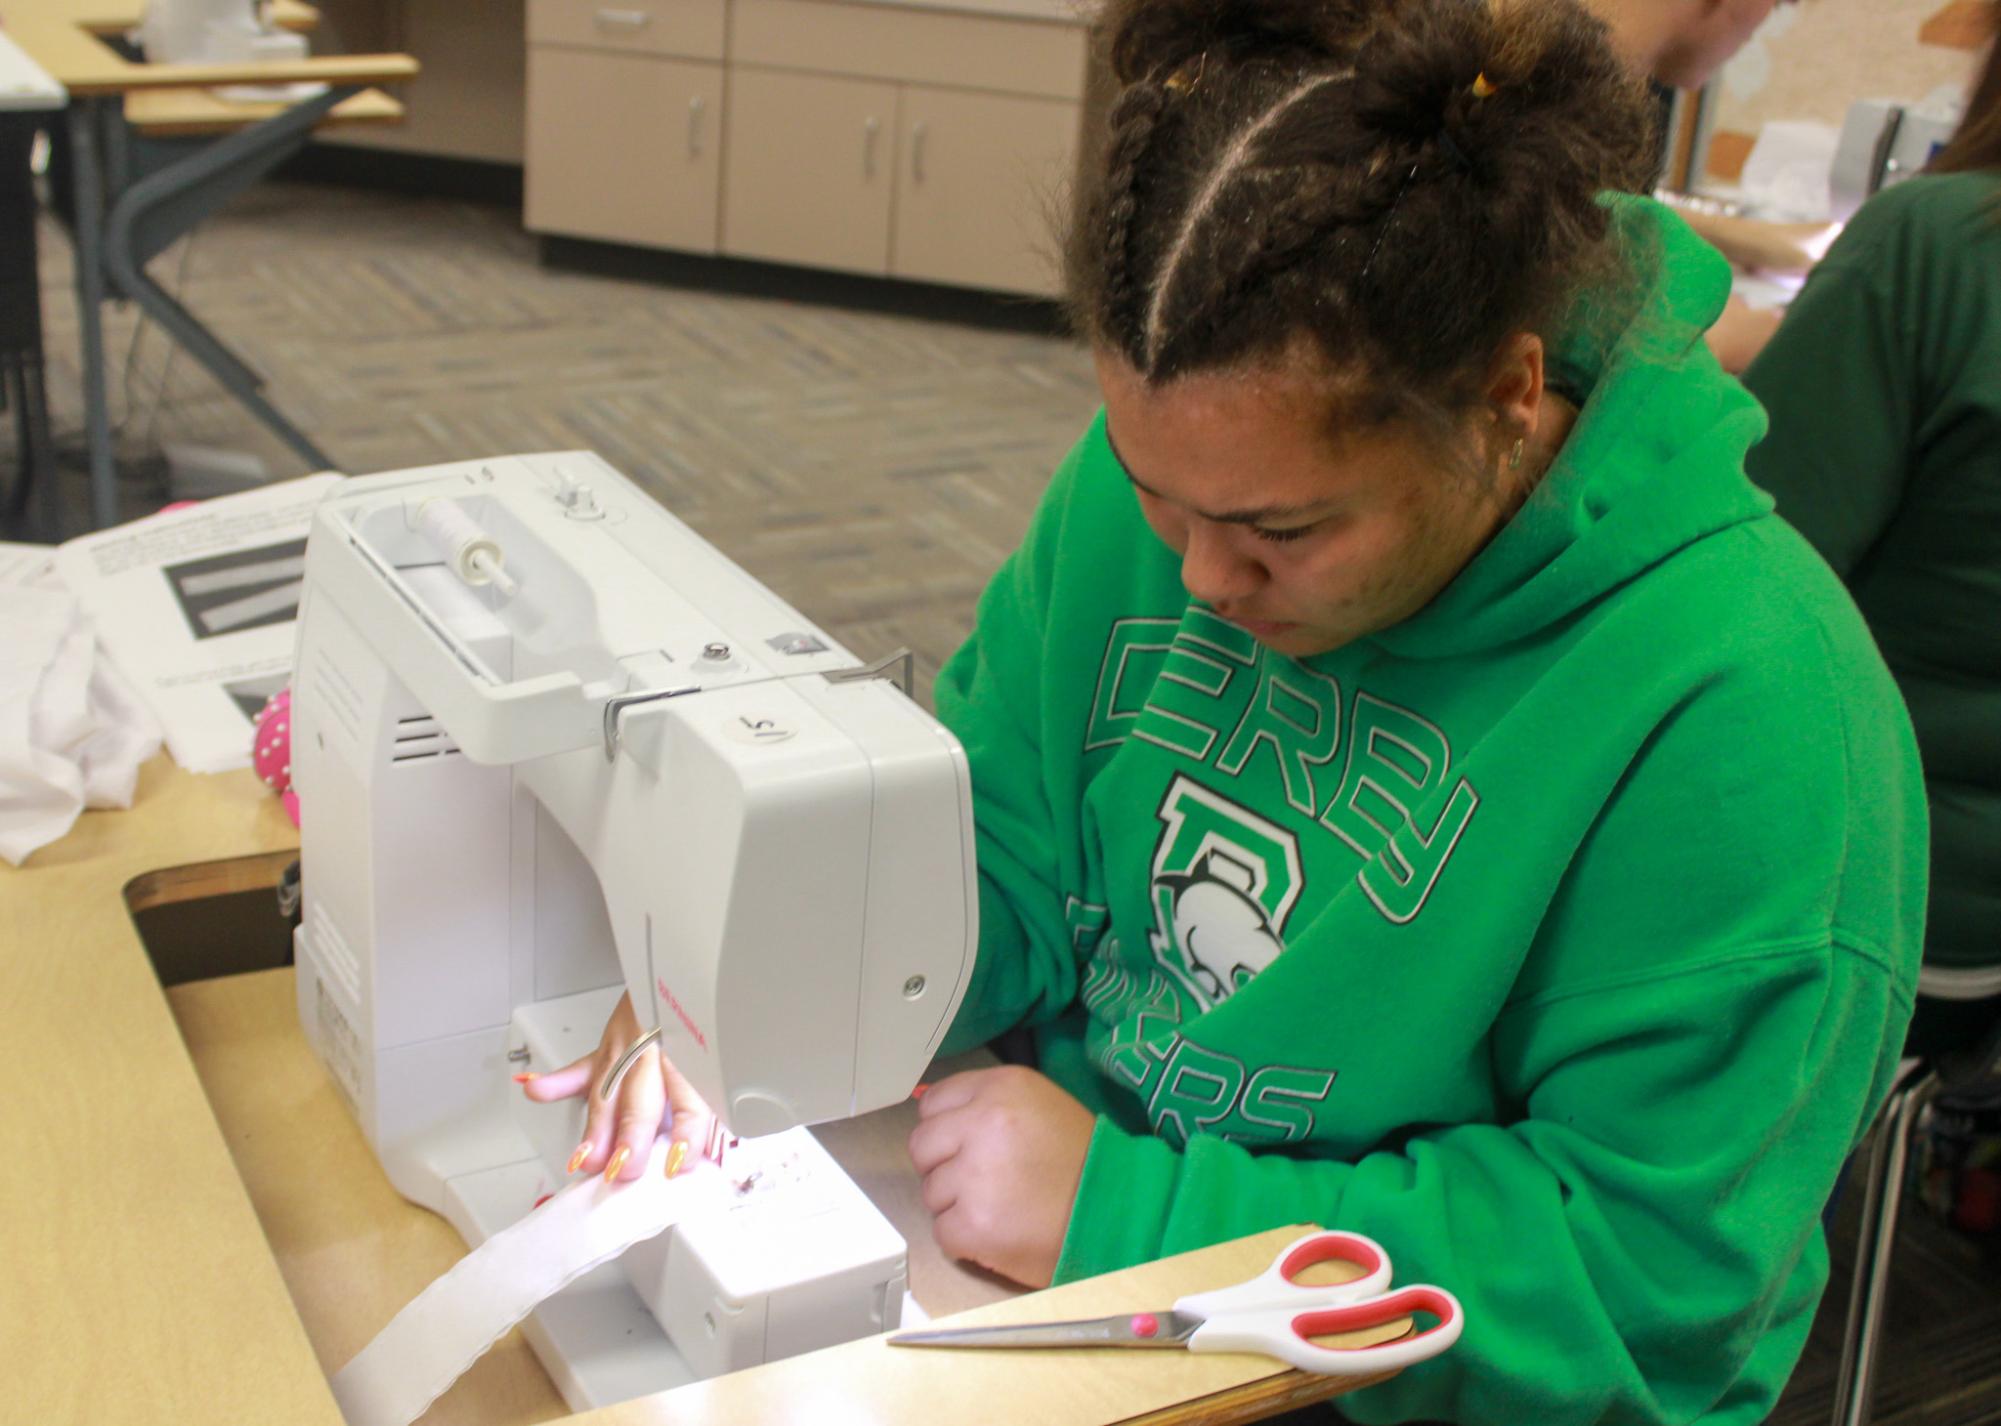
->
[67, 97, 119, 530]
[101, 85, 355, 479]
[16, 354, 55, 533]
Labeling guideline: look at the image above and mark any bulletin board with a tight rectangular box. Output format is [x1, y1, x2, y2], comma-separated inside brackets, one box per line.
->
[1697, 0, 1987, 183]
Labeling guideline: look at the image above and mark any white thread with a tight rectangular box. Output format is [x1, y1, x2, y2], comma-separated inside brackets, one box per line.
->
[1141, 73, 1339, 369]
[417, 498, 519, 599]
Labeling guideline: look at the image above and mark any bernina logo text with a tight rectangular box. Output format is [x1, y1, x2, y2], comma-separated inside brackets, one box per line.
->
[657, 977, 708, 1050]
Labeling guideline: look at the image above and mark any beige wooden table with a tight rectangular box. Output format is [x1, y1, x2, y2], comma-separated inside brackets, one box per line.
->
[0, 0, 417, 528]
[1, 756, 1404, 1423]
[0, 0, 415, 97]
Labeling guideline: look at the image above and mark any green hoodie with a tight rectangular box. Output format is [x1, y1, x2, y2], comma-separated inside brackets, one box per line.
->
[933, 197, 1925, 1425]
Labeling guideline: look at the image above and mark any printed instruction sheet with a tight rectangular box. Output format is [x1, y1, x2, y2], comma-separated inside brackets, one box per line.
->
[0, 541, 55, 587]
[53, 475, 343, 772]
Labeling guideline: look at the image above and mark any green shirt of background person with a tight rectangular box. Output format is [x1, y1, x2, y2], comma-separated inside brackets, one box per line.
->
[1742, 6, 2001, 1056]
[534, 2, 1926, 1422]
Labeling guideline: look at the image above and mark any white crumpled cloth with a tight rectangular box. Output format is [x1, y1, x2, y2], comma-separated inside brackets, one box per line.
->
[0, 583, 164, 865]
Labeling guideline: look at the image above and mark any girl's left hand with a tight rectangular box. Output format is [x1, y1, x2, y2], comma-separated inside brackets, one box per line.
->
[519, 990, 714, 1185]
[906, 1064, 1096, 1288]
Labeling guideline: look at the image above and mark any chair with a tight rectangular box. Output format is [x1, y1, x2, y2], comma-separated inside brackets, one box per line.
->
[1829, 965, 2001, 1426]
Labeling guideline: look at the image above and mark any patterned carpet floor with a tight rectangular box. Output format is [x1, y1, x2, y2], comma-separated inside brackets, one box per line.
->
[16, 173, 1999, 1426]
[1776, 1173, 2001, 1426]
[23, 173, 1099, 705]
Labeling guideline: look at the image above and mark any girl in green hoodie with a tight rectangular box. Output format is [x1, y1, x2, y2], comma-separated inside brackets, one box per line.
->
[556, 1, 1925, 1421]
[900, 2, 1924, 1423]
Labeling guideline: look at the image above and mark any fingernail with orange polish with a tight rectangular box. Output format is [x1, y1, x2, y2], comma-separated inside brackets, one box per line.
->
[512, 1072, 536, 1084]
[603, 1145, 630, 1183]
[911, 1082, 931, 1100]
[665, 1141, 688, 1179]
[567, 1142, 589, 1175]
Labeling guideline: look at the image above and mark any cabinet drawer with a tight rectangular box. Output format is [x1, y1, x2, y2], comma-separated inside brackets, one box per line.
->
[892, 86, 1076, 295]
[527, 0, 725, 60]
[525, 47, 723, 253]
[722, 67, 899, 275]
[730, 0, 1086, 100]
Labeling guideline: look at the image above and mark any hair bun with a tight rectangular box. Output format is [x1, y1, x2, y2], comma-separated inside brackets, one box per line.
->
[1065, 0, 1659, 399]
[1104, 0, 1378, 84]
[1348, 2, 1647, 186]
[1348, 3, 1487, 151]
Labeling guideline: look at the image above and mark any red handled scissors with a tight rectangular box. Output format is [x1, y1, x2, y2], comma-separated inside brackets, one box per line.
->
[888, 1230, 1462, 1376]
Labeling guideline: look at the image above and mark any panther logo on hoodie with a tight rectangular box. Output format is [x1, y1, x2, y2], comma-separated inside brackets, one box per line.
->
[1149, 775, 1303, 1008]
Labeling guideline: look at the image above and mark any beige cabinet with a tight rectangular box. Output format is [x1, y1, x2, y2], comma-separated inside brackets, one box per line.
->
[527, 0, 727, 60]
[722, 72, 1079, 294]
[315, 0, 529, 163]
[728, 0, 1085, 99]
[891, 85, 1076, 293]
[722, 68, 900, 275]
[524, 0, 1090, 295]
[525, 47, 724, 253]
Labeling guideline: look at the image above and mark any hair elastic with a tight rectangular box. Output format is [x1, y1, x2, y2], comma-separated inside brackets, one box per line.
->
[1436, 129, 1474, 174]
[1165, 51, 1207, 94]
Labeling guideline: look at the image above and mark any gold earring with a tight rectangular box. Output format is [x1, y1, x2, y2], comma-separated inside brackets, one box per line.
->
[1508, 438, 1525, 471]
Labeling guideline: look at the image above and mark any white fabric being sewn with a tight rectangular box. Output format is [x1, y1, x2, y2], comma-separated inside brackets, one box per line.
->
[331, 1142, 726, 1426]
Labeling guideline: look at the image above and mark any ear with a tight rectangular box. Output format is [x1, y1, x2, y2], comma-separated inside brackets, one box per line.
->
[1483, 332, 1546, 454]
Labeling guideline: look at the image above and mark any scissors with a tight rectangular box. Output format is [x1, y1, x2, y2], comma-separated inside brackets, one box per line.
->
[888, 1230, 1463, 1376]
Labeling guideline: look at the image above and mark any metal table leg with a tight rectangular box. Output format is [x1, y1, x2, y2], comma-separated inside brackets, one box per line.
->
[101, 85, 352, 476]
[17, 353, 53, 530]
[68, 96, 119, 530]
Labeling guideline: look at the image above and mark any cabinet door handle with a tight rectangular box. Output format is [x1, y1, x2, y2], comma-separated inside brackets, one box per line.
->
[593, 8, 652, 30]
[688, 95, 705, 157]
[911, 121, 928, 183]
[863, 116, 880, 179]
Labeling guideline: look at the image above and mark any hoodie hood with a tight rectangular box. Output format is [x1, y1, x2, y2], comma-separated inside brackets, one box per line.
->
[1364, 196, 1773, 662]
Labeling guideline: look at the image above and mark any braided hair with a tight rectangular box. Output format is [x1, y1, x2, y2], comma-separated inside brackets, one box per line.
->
[1064, 0, 1658, 435]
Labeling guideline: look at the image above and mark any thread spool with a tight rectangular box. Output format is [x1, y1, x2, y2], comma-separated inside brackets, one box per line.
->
[418, 499, 519, 599]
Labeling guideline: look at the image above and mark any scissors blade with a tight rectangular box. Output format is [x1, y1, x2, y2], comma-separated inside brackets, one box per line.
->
[890, 1310, 1204, 1350]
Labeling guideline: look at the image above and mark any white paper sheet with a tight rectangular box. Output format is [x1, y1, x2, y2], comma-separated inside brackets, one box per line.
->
[0, 541, 56, 588]
[52, 476, 343, 772]
[0, 27, 65, 113]
[1740, 120, 1841, 224]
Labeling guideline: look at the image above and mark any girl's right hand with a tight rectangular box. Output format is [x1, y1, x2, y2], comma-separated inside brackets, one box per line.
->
[518, 990, 716, 1185]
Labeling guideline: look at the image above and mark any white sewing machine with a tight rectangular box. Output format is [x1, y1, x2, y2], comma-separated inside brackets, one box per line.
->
[139, 0, 309, 66]
[290, 452, 978, 1409]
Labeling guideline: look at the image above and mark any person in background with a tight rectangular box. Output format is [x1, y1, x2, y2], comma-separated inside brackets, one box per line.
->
[1743, 3, 2001, 1058]
[1584, 0, 1832, 371]
[1587, 0, 1798, 90]
[534, 2, 1926, 1421]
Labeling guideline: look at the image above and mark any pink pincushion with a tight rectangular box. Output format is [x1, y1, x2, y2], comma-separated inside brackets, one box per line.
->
[253, 687, 300, 828]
